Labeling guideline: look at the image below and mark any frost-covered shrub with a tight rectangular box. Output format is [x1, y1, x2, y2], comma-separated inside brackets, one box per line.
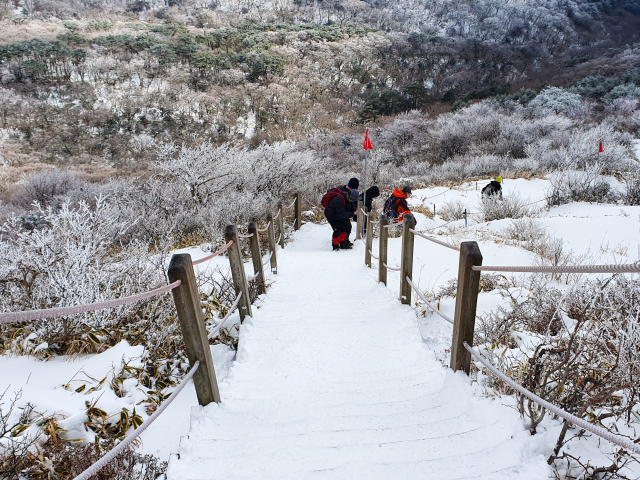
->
[0, 198, 171, 356]
[475, 275, 640, 464]
[528, 87, 583, 118]
[547, 166, 614, 204]
[439, 199, 466, 221]
[481, 193, 540, 221]
[623, 172, 640, 206]
[13, 170, 83, 209]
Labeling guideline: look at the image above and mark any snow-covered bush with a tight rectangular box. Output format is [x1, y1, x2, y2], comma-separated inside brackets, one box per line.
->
[474, 276, 640, 474]
[528, 87, 583, 118]
[547, 165, 614, 204]
[481, 193, 540, 222]
[438, 199, 466, 221]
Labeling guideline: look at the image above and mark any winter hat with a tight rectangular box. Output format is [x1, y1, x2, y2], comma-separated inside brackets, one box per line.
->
[349, 189, 360, 202]
[348, 177, 360, 190]
[495, 176, 502, 183]
[367, 186, 380, 198]
[402, 185, 412, 195]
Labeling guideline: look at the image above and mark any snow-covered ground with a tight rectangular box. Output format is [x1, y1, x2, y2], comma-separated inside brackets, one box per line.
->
[2, 176, 639, 476]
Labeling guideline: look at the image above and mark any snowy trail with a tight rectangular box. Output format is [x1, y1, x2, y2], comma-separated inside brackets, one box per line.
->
[167, 223, 549, 479]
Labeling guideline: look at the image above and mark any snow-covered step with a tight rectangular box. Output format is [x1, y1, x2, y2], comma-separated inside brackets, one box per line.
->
[167, 223, 549, 479]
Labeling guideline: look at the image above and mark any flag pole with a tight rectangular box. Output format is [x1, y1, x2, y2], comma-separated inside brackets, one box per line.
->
[363, 148, 368, 236]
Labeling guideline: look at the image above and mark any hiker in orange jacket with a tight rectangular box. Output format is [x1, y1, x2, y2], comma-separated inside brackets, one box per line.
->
[383, 185, 415, 223]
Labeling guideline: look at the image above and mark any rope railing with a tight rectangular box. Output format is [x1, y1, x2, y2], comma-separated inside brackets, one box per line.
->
[472, 263, 640, 274]
[247, 272, 260, 282]
[277, 234, 282, 244]
[410, 229, 459, 251]
[262, 251, 273, 266]
[237, 233, 254, 239]
[288, 199, 296, 209]
[0, 281, 181, 325]
[406, 277, 454, 324]
[73, 360, 201, 480]
[464, 342, 640, 456]
[208, 292, 243, 339]
[384, 262, 401, 272]
[369, 249, 379, 260]
[274, 209, 281, 220]
[192, 240, 234, 265]
[257, 221, 271, 233]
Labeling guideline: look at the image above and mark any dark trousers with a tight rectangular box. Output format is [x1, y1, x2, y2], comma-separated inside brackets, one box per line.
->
[327, 217, 352, 244]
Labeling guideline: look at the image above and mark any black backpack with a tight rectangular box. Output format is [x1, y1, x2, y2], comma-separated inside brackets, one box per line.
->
[383, 195, 400, 219]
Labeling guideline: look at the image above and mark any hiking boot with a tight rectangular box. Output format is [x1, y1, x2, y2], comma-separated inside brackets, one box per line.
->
[339, 241, 353, 250]
[332, 243, 340, 251]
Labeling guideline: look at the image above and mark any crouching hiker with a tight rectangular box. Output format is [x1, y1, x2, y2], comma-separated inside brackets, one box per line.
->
[481, 176, 503, 199]
[322, 178, 360, 250]
[383, 185, 415, 224]
[353, 186, 380, 233]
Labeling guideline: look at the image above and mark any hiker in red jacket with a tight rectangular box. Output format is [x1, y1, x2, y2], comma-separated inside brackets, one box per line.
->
[383, 185, 415, 223]
[322, 178, 359, 250]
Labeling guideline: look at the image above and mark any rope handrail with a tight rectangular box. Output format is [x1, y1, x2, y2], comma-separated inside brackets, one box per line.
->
[237, 233, 254, 239]
[409, 229, 459, 251]
[247, 272, 260, 282]
[384, 262, 401, 272]
[192, 240, 234, 265]
[73, 361, 200, 480]
[369, 249, 379, 260]
[257, 221, 271, 233]
[0, 281, 181, 325]
[277, 234, 282, 244]
[262, 251, 273, 266]
[288, 199, 296, 209]
[472, 263, 640, 274]
[406, 277, 454, 324]
[208, 292, 243, 339]
[274, 209, 280, 220]
[463, 342, 640, 455]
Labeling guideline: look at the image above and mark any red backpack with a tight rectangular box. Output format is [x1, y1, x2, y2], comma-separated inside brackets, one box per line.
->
[321, 188, 346, 208]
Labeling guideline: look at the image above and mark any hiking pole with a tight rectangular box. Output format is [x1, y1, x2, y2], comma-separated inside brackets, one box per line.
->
[464, 209, 467, 227]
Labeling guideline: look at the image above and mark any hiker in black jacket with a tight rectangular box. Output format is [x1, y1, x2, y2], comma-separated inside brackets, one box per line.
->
[353, 186, 380, 232]
[324, 178, 360, 250]
[481, 176, 503, 199]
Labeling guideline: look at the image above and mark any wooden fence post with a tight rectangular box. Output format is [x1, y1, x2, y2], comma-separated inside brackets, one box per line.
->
[356, 201, 363, 240]
[225, 225, 252, 321]
[400, 214, 416, 305]
[247, 222, 265, 294]
[167, 254, 221, 406]
[277, 201, 285, 249]
[450, 241, 483, 374]
[266, 212, 278, 274]
[379, 215, 388, 285]
[294, 193, 302, 231]
[364, 211, 374, 268]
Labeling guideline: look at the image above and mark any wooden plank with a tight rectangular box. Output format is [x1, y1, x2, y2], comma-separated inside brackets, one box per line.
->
[399, 214, 416, 305]
[450, 241, 483, 374]
[168, 254, 221, 406]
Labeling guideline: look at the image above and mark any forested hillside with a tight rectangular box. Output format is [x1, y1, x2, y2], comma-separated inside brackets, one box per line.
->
[0, 0, 639, 178]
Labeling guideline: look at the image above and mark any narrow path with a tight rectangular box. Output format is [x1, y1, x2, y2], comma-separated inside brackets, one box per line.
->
[167, 224, 549, 479]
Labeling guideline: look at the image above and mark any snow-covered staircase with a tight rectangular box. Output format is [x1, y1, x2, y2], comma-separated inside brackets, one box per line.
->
[166, 223, 548, 479]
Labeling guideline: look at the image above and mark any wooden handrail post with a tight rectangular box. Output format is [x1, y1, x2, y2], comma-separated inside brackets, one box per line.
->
[356, 201, 363, 240]
[266, 212, 278, 274]
[400, 214, 416, 305]
[247, 222, 265, 294]
[167, 254, 221, 406]
[277, 201, 285, 249]
[364, 210, 374, 268]
[450, 241, 483, 374]
[225, 225, 252, 321]
[294, 193, 302, 231]
[379, 214, 388, 285]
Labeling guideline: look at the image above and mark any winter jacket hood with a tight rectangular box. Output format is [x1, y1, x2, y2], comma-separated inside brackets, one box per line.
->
[392, 188, 408, 199]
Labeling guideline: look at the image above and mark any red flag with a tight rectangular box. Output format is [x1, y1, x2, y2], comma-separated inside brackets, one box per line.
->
[364, 128, 373, 150]
[599, 142, 603, 153]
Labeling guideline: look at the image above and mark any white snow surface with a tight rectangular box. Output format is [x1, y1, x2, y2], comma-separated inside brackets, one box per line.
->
[167, 222, 552, 480]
